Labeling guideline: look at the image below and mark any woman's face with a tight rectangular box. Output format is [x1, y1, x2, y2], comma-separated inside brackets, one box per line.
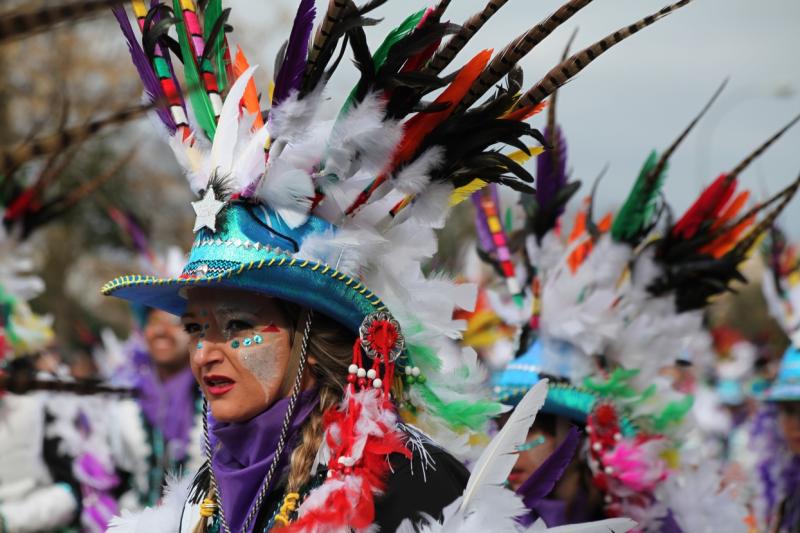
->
[144, 309, 190, 371]
[507, 428, 558, 490]
[778, 401, 800, 455]
[182, 287, 296, 423]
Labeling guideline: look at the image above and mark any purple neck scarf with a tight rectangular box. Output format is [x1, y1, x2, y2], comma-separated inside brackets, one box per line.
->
[211, 389, 319, 533]
[135, 357, 197, 462]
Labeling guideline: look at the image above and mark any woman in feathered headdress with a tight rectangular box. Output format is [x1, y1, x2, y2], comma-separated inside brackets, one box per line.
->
[104, 0, 700, 531]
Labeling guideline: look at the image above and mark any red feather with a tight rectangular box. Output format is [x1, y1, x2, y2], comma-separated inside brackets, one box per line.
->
[672, 174, 737, 239]
[389, 49, 492, 169]
[398, 8, 441, 74]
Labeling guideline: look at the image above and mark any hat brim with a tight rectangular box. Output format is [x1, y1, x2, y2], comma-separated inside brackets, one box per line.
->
[765, 382, 800, 403]
[494, 381, 638, 437]
[102, 255, 387, 333]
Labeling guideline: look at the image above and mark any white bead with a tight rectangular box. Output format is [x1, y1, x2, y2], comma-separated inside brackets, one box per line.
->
[405, 366, 413, 376]
[614, 433, 622, 441]
[367, 369, 377, 380]
[604, 466, 614, 475]
[411, 366, 421, 377]
[348, 364, 358, 375]
[586, 426, 593, 434]
[337, 456, 346, 464]
[357, 368, 366, 378]
[604, 495, 612, 503]
[592, 442, 602, 452]
[372, 378, 383, 389]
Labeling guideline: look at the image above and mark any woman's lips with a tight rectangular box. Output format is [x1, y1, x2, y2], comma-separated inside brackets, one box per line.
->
[507, 469, 527, 484]
[204, 374, 236, 395]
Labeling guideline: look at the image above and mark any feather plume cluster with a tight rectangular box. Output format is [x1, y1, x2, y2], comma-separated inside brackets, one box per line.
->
[473, 83, 800, 531]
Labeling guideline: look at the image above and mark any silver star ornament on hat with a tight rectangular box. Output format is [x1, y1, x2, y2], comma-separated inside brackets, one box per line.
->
[191, 188, 225, 233]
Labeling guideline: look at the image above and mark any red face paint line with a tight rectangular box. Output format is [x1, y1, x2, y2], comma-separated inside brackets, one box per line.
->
[261, 324, 280, 333]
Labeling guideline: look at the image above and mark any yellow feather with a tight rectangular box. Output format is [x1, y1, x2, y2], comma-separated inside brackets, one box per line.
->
[449, 179, 488, 207]
[508, 145, 545, 164]
[448, 147, 543, 206]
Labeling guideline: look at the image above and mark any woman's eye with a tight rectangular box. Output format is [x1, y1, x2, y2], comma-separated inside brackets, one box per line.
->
[183, 323, 202, 335]
[226, 319, 253, 333]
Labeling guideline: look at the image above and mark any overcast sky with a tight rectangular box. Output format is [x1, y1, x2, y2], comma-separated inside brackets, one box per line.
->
[229, 0, 800, 232]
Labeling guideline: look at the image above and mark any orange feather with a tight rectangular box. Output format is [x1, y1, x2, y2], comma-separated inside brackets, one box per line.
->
[702, 213, 756, 258]
[233, 46, 264, 130]
[711, 190, 750, 231]
[503, 101, 547, 122]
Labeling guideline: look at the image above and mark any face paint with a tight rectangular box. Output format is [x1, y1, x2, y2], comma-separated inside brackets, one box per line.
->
[239, 336, 284, 395]
[516, 435, 546, 452]
[261, 325, 280, 333]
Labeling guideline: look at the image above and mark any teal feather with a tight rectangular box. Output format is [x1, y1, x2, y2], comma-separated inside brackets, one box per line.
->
[610, 150, 664, 243]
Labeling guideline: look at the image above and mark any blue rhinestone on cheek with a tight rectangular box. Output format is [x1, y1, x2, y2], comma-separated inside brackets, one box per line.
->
[253, 335, 263, 344]
[197, 342, 203, 350]
[243, 338, 253, 347]
[231, 340, 240, 349]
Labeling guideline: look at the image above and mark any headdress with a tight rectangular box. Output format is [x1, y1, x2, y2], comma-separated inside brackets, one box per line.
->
[105, 0, 704, 530]
[485, 82, 800, 528]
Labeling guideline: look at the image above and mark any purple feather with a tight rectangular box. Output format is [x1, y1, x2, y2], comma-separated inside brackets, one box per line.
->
[472, 186, 495, 253]
[536, 125, 568, 214]
[272, 0, 316, 107]
[517, 426, 581, 515]
[112, 6, 176, 133]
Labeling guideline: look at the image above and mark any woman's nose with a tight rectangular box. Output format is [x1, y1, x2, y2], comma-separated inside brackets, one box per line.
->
[193, 340, 225, 367]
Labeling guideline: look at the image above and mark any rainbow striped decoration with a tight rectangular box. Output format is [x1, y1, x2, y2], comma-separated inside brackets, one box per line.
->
[177, 0, 223, 118]
[131, 0, 190, 138]
[478, 193, 522, 303]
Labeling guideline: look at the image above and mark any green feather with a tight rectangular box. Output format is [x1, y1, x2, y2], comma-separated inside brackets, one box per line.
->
[407, 343, 442, 372]
[610, 150, 666, 243]
[583, 368, 640, 399]
[339, 9, 426, 115]
[651, 394, 693, 432]
[417, 383, 504, 430]
[203, 0, 228, 92]
[173, 0, 216, 140]
[372, 9, 426, 71]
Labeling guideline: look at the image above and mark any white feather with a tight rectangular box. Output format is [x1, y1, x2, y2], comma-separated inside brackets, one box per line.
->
[256, 157, 314, 229]
[527, 518, 638, 532]
[392, 147, 444, 195]
[267, 85, 325, 143]
[108, 474, 191, 533]
[462, 380, 548, 508]
[324, 92, 402, 180]
[406, 182, 453, 229]
[211, 65, 257, 174]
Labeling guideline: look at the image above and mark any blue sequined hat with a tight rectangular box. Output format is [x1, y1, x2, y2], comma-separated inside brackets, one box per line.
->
[102, 202, 386, 333]
[766, 345, 800, 402]
[491, 339, 636, 436]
